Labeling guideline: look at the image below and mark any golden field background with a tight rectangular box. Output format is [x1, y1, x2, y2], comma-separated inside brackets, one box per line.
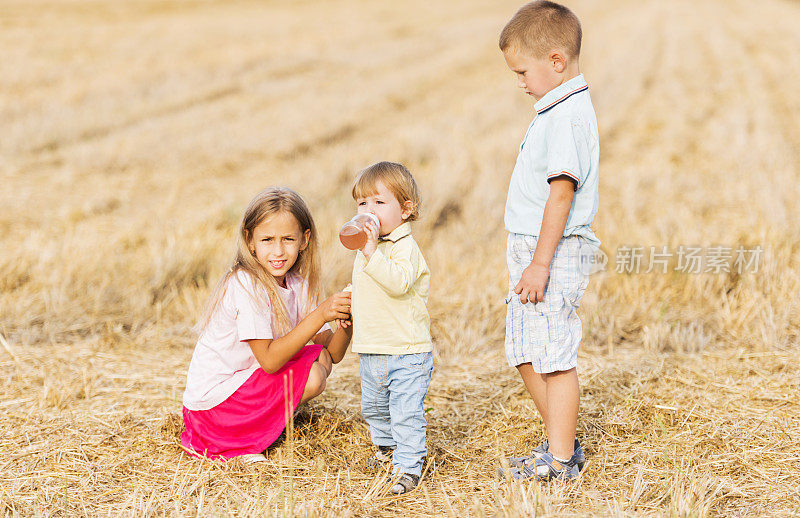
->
[1, 0, 799, 515]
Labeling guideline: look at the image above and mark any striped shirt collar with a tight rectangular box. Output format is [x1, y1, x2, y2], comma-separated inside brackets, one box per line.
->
[534, 74, 588, 115]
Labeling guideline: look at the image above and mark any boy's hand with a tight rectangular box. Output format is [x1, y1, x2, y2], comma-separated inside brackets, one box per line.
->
[319, 291, 351, 323]
[514, 262, 550, 304]
[337, 317, 353, 329]
[514, 178, 573, 305]
[359, 219, 380, 260]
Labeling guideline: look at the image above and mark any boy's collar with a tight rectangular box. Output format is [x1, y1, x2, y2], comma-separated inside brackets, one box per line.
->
[534, 74, 588, 115]
[379, 222, 412, 242]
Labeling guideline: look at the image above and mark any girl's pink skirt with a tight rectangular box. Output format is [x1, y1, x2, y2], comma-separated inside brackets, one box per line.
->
[181, 344, 323, 460]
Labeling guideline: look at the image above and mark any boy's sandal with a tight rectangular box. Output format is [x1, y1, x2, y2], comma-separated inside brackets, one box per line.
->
[390, 473, 419, 495]
[534, 452, 581, 481]
[508, 452, 580, 481]
[367, 445, 394, 469]
[507, 438, 549, 469]
[507, 438, 585, 471]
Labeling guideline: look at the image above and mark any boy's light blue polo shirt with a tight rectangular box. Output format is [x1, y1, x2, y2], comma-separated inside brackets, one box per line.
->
[504, 73, 600, 248]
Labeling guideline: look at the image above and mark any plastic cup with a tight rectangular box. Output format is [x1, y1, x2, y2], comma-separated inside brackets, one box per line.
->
[339, 213, 379, 250]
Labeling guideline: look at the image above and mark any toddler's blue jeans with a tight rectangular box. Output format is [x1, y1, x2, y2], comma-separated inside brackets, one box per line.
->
[359, 352, 433, 477]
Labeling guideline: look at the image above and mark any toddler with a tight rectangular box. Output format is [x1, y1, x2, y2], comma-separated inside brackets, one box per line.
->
[348, 161, 432, 494]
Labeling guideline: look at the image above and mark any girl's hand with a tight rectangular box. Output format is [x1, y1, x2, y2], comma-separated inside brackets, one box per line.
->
[319, 291, 351, 323]
[336, 283, 353, 329]
[360, 219, 380, 260]
[514, 261, 550, 305]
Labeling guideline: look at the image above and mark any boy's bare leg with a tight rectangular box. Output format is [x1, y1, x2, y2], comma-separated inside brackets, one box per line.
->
[516, 363, 550, 430]
[543, 367, 579, 460]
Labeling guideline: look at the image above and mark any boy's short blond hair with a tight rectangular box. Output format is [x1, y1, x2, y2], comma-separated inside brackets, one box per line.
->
[352, 161, 421, 221]
[499, 1, 582, 60]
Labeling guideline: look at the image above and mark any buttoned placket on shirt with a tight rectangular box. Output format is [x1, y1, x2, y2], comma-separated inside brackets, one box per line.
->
[520, 74, 589, 152]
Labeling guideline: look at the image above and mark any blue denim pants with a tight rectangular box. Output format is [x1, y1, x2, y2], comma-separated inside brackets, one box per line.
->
[359, 352, 433, 476]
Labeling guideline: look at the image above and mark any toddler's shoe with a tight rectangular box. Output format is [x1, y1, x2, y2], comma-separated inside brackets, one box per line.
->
[366, 445, 394, 469]
[389, 473, 419, 495]
[507, 438, 585, 471]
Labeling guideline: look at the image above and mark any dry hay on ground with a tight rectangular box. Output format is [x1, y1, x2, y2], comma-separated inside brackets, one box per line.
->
[1, 0, 799, 515]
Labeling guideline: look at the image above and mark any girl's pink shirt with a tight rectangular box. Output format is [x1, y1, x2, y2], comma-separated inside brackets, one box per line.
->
[182, 270, 327, 411]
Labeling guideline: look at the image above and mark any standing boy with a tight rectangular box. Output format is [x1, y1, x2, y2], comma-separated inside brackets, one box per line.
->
[498, 1, 600, 480]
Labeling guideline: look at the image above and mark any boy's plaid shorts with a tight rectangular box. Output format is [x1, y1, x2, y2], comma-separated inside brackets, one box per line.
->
[504, 233, 591, 372]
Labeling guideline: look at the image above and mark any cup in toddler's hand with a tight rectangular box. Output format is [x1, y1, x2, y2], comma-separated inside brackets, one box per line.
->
[339, 213, 379, 250]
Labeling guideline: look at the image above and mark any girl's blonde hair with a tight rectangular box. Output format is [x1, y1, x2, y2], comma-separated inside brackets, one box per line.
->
[351, 161, 421, 221]
[199, 187, 321, 336]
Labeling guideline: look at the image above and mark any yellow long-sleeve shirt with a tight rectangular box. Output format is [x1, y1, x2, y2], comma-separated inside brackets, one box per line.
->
[350, 222, 432, 355]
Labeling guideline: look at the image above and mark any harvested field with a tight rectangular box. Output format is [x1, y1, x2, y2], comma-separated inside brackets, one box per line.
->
[1, 0, 799, 515]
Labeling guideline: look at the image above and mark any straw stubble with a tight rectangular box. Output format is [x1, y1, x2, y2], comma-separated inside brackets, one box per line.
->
[1, 0, 799, 515]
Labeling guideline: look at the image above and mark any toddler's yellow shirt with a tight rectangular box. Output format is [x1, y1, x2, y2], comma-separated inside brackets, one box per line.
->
[350, 222, 432, 355]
